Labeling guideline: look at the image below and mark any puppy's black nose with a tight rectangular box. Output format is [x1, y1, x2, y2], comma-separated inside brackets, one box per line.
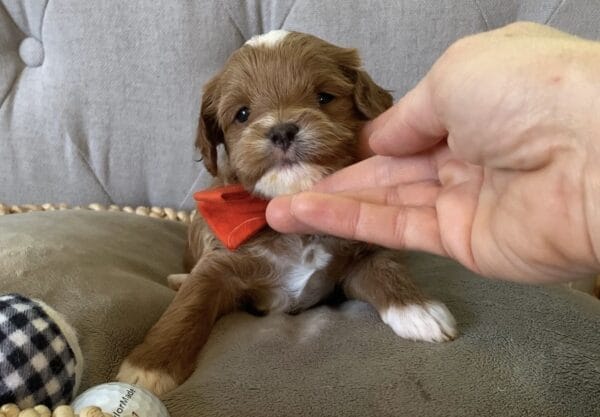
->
[269, 123, 299, 151]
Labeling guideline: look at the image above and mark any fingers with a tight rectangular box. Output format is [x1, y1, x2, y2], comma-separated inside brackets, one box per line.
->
[434, 157, 483, 271]
[266, 196, 319, 235]
[313, 154, 438, 193]
[366, 77, 447, 157]
[489, 21, 573, 38]
[335, 181, 440, 207]
[357, 121, 377, 159]
[266, 192, 447, 256]
[435, 178, 482, 273]
[267, 180, 442, 237]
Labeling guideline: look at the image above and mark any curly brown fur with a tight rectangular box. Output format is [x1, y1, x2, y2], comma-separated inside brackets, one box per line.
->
[118, 31, 457, 395]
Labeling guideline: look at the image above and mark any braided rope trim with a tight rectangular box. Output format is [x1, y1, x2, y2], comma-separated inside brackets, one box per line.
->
[0, 203, 196, 224]
[2, 203, 598, 297]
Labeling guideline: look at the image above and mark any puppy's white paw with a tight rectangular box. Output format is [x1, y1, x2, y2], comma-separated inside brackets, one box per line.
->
[116, 360, 178, 396]
[381, 301, 457, 342]
[167, 273, 189, 290]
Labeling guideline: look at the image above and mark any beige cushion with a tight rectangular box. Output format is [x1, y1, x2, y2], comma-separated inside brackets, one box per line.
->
[1, 211, 598, 416]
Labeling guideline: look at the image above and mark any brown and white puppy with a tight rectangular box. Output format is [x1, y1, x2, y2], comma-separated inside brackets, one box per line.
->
[117, 30, 457, 395]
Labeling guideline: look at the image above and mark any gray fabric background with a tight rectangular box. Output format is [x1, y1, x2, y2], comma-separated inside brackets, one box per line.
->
[0, 211, 598, 417]
[2, 3, 600, 416]
[2, 0, 600, 208]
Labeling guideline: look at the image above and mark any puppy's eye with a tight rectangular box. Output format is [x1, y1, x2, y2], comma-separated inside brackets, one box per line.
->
[235, 107, 250, 123]
[317, 92, 335, 105]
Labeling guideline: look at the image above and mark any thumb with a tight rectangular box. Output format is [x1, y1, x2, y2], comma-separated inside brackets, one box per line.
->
[369, 76, 447, 156]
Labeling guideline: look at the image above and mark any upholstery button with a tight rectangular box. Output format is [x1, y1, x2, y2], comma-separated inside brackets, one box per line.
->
[19, 37, 44, 67]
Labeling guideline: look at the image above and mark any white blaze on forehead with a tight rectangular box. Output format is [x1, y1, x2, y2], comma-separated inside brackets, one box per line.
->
[245, 30, 290, 47]
[254, 162, 327, 198]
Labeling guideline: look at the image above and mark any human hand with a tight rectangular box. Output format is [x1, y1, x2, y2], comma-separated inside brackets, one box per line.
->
[266, 22, 600, 283]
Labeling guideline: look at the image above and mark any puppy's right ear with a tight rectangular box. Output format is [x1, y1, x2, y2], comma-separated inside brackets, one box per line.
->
[196, 76, 224, 176]
[353, 69, 393, 120]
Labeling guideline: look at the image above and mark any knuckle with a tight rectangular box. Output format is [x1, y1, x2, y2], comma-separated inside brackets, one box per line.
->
[341, 202, 362, 241]
[392, 209, 407, 248]
[431, 35, 479, 87]
[443, 35, 478, 60]
[501, 21, 543, 35]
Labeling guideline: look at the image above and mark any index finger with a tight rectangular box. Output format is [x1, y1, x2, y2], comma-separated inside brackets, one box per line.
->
[368, 77, 448, 157]
[312, 154, 438, 193]
[281, 192, 447, 256]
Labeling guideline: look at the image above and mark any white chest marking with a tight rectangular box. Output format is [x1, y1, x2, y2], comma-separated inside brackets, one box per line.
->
[245, 30, 290, 47]
[283, 243, 332, 298]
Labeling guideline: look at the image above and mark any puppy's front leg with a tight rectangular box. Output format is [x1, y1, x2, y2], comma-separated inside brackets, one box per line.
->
[343, 250, 457, 342]
[117, 253, 261, 395]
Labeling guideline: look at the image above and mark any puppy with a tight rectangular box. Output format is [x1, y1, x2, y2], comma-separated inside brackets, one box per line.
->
[117, 30, 457, 395]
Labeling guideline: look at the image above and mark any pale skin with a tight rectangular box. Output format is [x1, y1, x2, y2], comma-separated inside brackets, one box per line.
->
[266, 22, 600, 283]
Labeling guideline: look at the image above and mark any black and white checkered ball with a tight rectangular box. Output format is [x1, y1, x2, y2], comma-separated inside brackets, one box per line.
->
[0, 294, 81, 409]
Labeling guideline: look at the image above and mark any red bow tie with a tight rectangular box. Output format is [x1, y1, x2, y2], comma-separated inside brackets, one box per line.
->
[194, 184, 269, 250]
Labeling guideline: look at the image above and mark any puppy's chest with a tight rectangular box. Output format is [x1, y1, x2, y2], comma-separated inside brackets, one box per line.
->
[258, 239, 335, 311]
[279, 242, 332, 297]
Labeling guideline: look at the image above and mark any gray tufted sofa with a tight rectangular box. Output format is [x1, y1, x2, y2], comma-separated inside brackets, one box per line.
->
[1, 1, 599, 416]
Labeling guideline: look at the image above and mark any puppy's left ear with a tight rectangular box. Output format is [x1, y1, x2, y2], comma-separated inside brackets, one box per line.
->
[353, 69, 393, 119]
[334, 47, 393, 119]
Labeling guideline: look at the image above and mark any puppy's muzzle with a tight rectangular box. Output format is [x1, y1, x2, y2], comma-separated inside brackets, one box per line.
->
[268, 122, 299, 151]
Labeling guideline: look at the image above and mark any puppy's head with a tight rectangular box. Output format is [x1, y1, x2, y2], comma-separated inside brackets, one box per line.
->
[197, 30, 392, 198]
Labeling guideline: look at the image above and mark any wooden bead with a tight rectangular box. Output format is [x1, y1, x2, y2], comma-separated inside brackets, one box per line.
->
[17, 409, 40, 417]
[21, 204, 40, 212]
[88, 203, 105, 211]
[2, 200, 192, 225]
[33, 405, 51, 417]
[1, 403, 20, 417]
[177, 210, 190, 223]
[51, 405, 74, 417]
[164, 207, 177, 221]
[135, 206, 150, 216]
[78, 406, 104, 417]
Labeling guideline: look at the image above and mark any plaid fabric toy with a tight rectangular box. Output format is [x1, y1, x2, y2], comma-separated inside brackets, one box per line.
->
[0, 294, 83, 409]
